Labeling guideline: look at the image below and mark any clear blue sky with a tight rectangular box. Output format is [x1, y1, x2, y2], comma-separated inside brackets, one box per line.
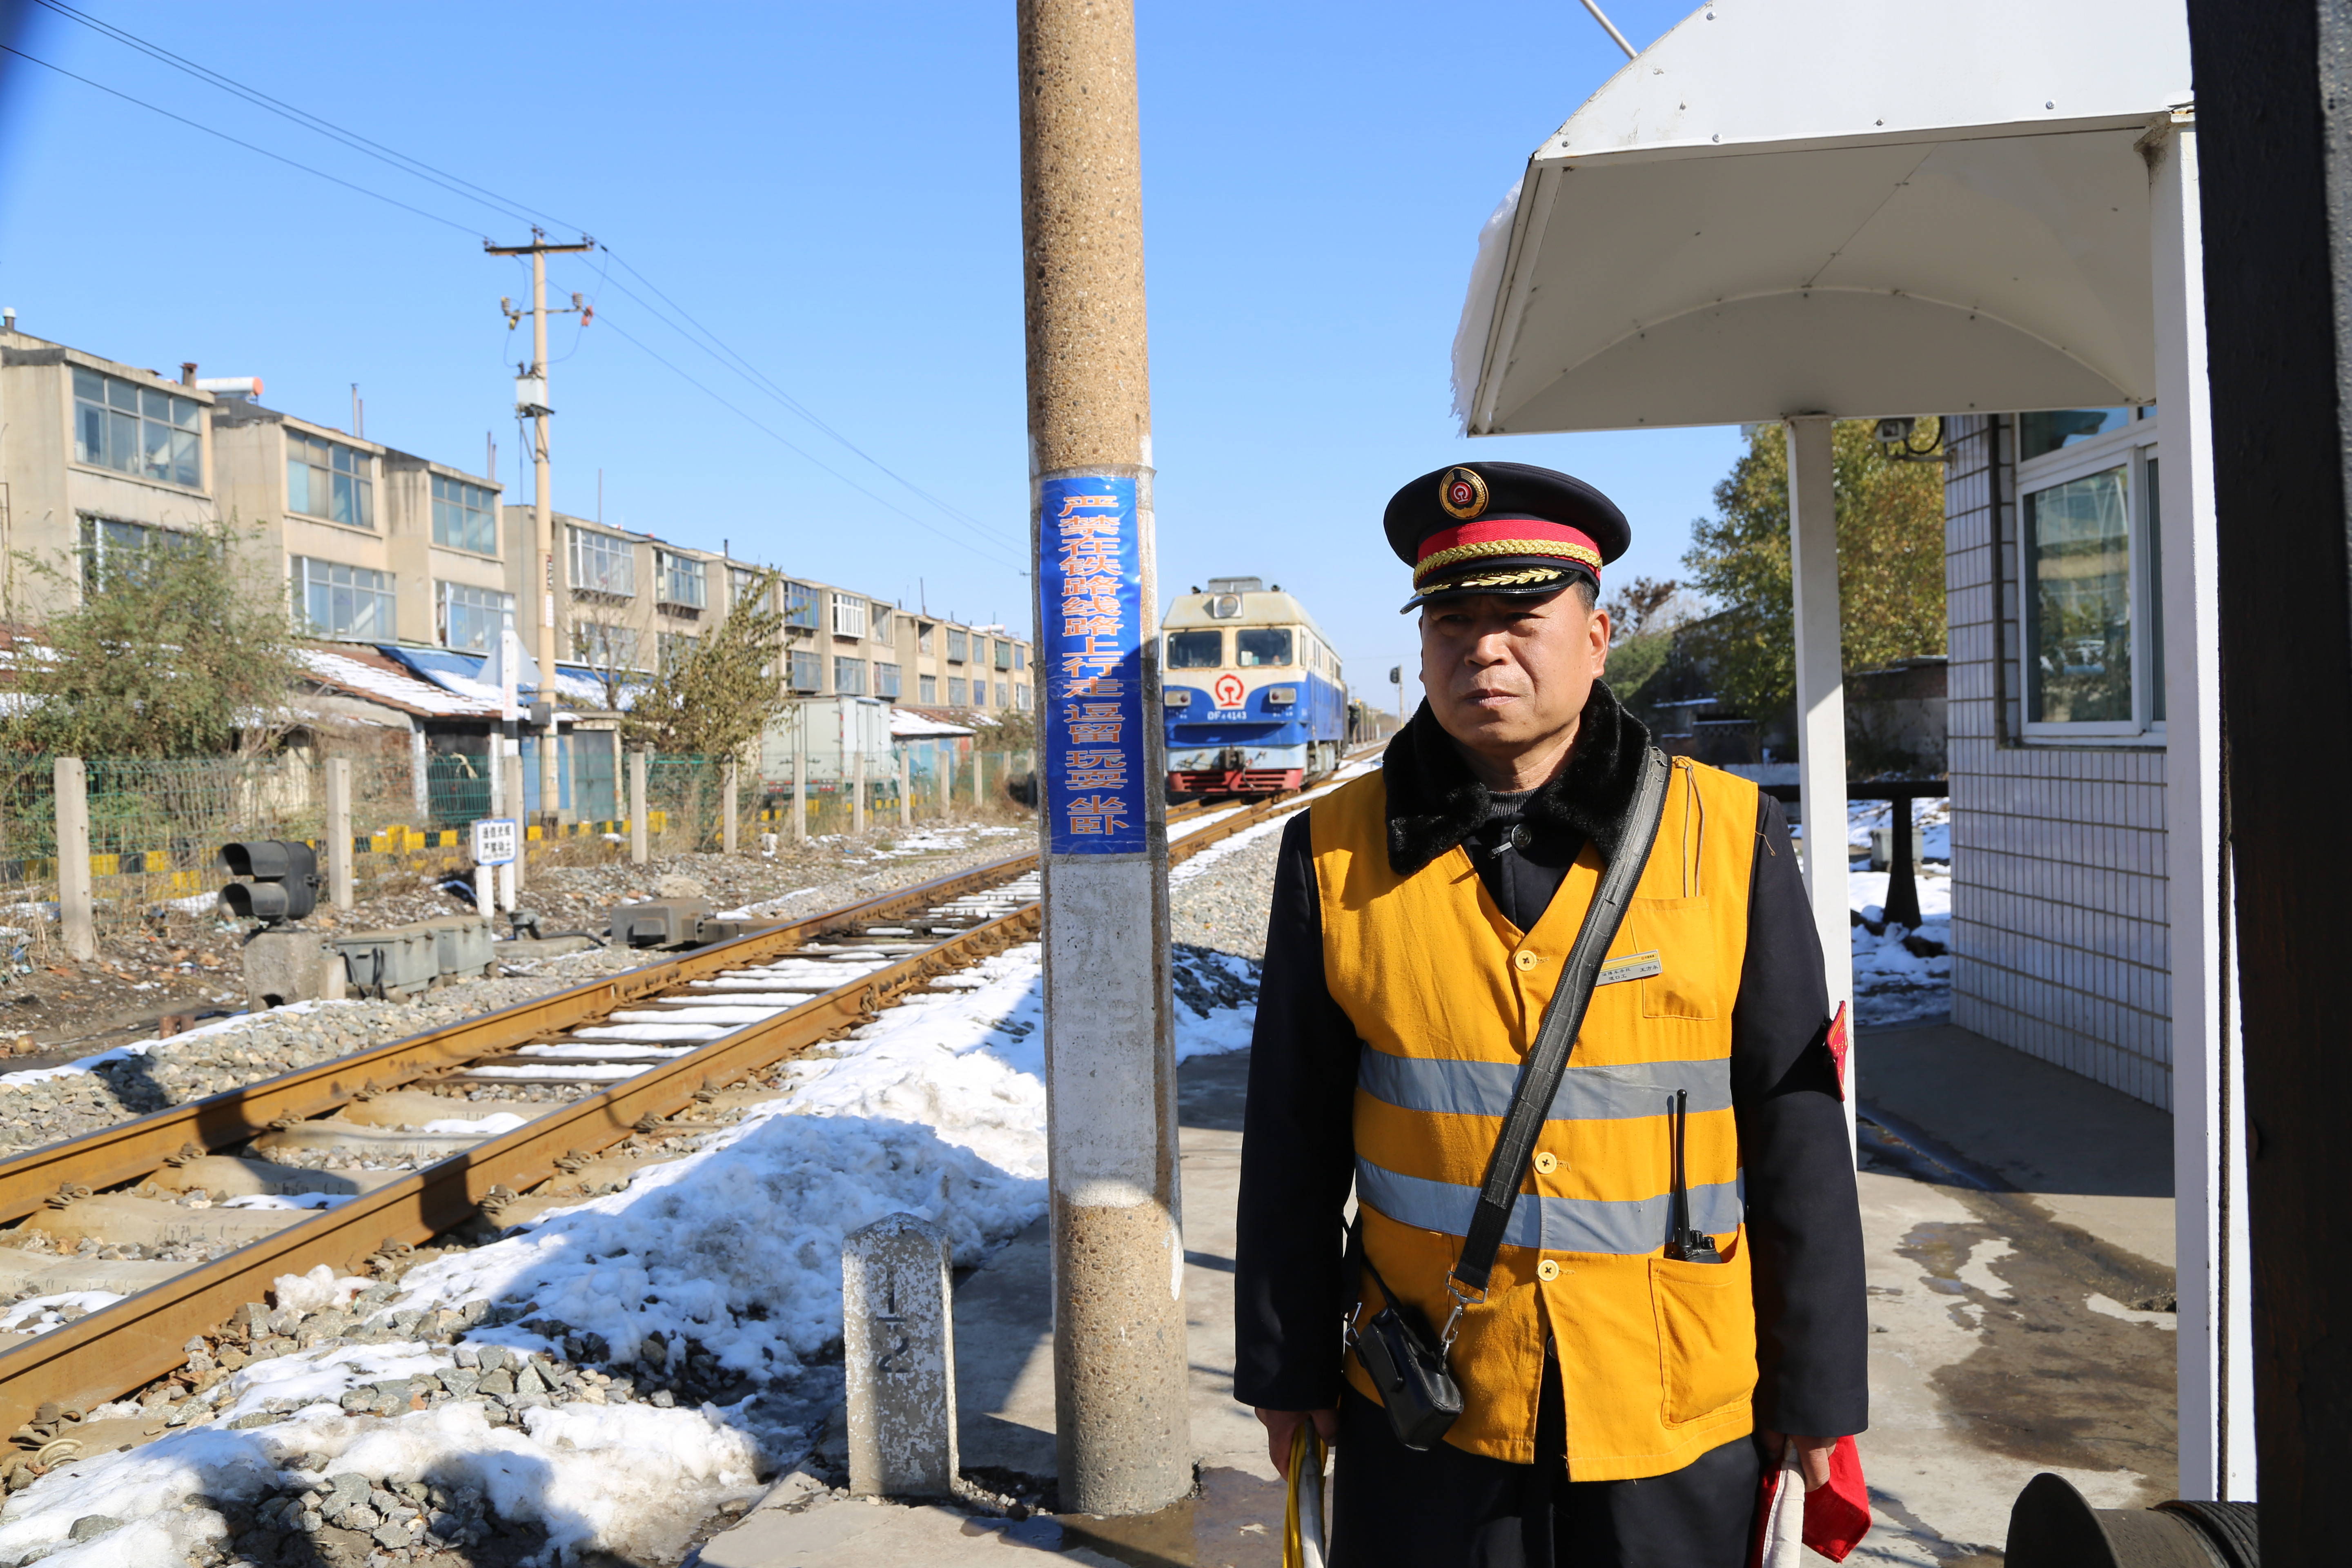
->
[0, 0, 1735, 707]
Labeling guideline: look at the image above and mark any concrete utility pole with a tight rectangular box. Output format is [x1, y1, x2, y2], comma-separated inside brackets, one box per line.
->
[1017, 0, 1190, 1517]
[486, 229, 594, 828]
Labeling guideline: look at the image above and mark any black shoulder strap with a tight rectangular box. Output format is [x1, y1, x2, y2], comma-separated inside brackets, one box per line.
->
[1448, 746, 1673, 1301]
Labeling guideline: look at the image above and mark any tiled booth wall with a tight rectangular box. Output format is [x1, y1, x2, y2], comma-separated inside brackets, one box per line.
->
[1942, 413, 2174, 1109]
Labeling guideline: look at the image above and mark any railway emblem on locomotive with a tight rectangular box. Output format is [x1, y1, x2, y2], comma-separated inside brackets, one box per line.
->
[1439, 466, 1488, 520]
[1214, 672, 1247, 709]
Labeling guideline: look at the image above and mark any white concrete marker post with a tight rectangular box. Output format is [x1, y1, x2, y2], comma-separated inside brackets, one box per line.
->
[325, 758, 354, 912]
[499, 754, 523, 912]
[1785, 416, 1855, 1150]
[898, 749, 912, 827]
[54, 757, 94, 963]
[792, 713, 809, 845]
[628, 750, 649, 866]
[2149, 116, 2255, 1503]
[470, 816, 517, 924]
[842, 1213, 958, 1499]
[722, 756, 739, 855]
[854, 744, 867, 836]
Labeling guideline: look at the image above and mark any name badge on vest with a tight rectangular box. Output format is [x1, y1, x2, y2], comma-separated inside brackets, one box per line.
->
[1597, 950, 1662, 987]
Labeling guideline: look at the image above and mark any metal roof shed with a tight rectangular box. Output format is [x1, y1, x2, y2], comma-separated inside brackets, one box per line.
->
[1450, 0, 2240, 1503]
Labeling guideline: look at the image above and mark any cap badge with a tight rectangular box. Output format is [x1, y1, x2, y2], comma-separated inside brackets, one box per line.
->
[1439, 466, 1488, 521]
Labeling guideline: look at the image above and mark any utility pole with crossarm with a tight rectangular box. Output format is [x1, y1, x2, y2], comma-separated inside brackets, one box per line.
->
[486, 227, 595, 826]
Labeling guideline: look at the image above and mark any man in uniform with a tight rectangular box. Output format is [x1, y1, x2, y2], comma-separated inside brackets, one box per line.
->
[1233, 461, 1866, 1566]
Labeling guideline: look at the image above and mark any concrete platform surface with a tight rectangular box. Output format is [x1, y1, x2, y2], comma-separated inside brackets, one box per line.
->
[1860, 1020, 2176, 1272]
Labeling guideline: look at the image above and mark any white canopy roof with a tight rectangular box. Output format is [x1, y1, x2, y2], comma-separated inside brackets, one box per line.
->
[1454, 0, 2192, 434]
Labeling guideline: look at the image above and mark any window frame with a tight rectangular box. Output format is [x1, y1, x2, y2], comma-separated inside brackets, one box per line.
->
[437, 580, 514, 652]
[919, 673, 938, 704]
[571, 620, 645, 671]
[875, 661, 902, 698]
[70, 366, 203, 490]
[656, 550, 707, 610]
[831, 594, 869, 639]
[947, 628, 968, 664]
[947, 676, 968, 706]
[291, 555, 396, 641]
[787, 648, 823, 692]
[783, 581, 820, 629]
[569, 527, 637, 597]
[2014, 414, 2166, 744]
[430, 474, 498, 555]
[833, 655, 867, 695]
[285, 429, 376, 530]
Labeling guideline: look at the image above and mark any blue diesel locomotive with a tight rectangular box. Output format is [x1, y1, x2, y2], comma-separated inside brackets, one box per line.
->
[1162, 577, 1348, 794]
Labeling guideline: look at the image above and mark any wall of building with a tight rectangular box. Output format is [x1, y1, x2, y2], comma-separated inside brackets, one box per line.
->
[1943, 414, 2174, 1108]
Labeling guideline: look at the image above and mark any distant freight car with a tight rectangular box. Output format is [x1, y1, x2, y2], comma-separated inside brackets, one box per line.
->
[1162, 577, 1347, 795]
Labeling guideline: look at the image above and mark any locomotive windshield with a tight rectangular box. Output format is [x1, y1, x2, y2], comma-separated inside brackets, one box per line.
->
[1236, 628, 1293, 667]
[1168, 630, 1225, 668]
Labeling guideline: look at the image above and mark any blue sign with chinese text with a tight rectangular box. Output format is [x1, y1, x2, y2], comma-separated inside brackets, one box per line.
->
[1038, 475, 1147, 854]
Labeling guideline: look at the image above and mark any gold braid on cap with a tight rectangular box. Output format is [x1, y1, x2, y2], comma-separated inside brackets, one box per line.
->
[1428, 567, 1566, 592]
[1413, 536, 1602, 588]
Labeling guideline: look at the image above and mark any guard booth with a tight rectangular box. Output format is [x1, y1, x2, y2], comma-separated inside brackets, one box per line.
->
[1448, 0, 2244, 1510]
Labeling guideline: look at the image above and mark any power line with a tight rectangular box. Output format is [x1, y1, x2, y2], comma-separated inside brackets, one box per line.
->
[16, 9, 1022, 561]
[28, 0, 583, 234]
[588, 309, 1028, 573]
[0, 42, 483, 235]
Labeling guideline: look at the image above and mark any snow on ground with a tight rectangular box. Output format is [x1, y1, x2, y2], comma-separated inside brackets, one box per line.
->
[1793, 796, 1956, 1027]
[0, 929, 1263, 1565]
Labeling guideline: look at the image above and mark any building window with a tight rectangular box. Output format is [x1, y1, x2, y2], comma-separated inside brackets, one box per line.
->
[286, 430, 374, 528]
[292, 557, 394, 641]
[72, 366, 201, 488]
[783, 581, 819, 628]
[993, 640, 1012, 672]
[918, 623, 935, 655]
[919, 673, 938, 704]
[875, 662, 902, 698]
[656, 551, 706, 609]
[871, 604, 894, 643]
[831, 595, 869, 638]
[2016, 414, 2165, 737]
[431, 475, 497, 554]
[1016, 684, 1031, 711]
[997, 681, 1009, 708]
[947, 628, 969, 663]
[1013, 644, 1026, 672]
[439, 582, 512, 652]
[79, 516, 201, 591]
[570, 528, 636, 596]
[572, 621, 642, 670]
[788, 649, 822, 691]
[834, 656, 866, 695]
[657, 630, 699, 673]
[948, 677, 968, 706]
[729, 566, 771, 611]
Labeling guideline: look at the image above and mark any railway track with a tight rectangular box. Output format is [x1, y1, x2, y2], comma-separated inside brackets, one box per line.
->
[0, 782, 1334, 1453]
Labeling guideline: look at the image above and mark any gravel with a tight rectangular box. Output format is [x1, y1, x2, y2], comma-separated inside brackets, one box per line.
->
[1168, 817, 1288, 962]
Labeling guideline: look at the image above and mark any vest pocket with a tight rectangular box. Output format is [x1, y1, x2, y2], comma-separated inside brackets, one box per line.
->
[1649, 1254, 1757, 1425]
[1628, 898, 1721, 1020]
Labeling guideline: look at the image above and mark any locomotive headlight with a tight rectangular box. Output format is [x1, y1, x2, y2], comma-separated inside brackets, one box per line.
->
[1266, 687, 1297, 707]
[1163, 688, 1191, 707]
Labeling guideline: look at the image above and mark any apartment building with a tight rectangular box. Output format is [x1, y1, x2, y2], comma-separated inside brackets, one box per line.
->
[0, 323, 221, 624]
[537, 505, 1032, 715]
[213, 396, 506, 650]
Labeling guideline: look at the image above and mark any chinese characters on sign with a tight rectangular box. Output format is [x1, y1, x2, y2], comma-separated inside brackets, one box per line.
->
[1038, 477, 1147, 853]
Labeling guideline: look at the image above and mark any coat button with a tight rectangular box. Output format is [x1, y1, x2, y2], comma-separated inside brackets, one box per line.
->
[1532, 1152, 1558, 1174]
[1536, 1259, 1561, 1282]
[1514, 951, 1539, 971]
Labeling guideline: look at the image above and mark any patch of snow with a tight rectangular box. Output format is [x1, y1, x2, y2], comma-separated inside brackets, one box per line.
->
[0, 1291, 124, 1336]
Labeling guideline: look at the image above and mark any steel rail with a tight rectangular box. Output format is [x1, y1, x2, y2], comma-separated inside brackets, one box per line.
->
[0, 783, 1324, 1432]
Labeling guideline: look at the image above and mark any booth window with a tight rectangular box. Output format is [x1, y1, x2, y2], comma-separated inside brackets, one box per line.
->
[2015, 411, 2166, 740]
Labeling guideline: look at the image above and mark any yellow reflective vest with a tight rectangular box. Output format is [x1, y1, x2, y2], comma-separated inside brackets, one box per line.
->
[1316, 756, 1760, 1479]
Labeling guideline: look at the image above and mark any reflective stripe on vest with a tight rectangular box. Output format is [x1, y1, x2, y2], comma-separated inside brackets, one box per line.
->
[1355, 1156, 1746, 1254]
[1356, 1048, 1735, 1123]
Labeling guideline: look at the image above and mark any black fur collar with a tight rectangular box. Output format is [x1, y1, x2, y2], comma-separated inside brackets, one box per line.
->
[1383, 681, 1652, 876]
